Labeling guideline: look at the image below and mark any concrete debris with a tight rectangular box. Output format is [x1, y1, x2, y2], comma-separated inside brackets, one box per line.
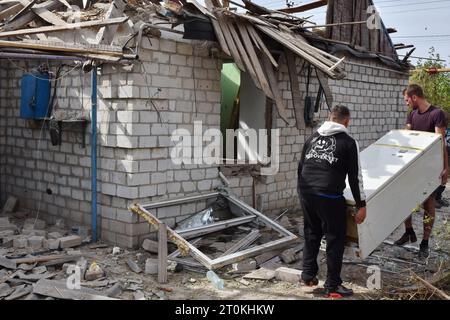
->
[13, 237, 28, 249]
[236, 278, 250, 286]
[145, 258, 158, 275]
[32, 266, 47, 274]
[48, 232, 63, 240]
[275, 267, 302, 284]
[48, 239, 60, 250]
[126, 259, 142, 274]
[259, 256, 283, 270]
[23, 218, 47, 230]
[232, 259, 257, 272]
[5, 284, 32, 300]
[28, 236, 45, 250]
[0, 283, 14, 298]
[243, 268, 276, 281]
[141, 239, 159, 253]
[18, 263, 36, 271]
[58, 235, 82, 249]
[33, 279, 117, 300]
[280, 248, 299, 264]
[0, 256, 17, 270]
[0, 230, 15, 239]
[106, 282, 123, 298]
[112, 247, 121, 255]
[133, 290, 146, 300]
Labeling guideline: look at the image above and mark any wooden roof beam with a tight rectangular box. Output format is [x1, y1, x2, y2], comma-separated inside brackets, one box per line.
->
[276, 0, 328, 14]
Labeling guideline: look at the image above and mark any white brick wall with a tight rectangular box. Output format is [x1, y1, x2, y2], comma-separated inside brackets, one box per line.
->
[0, 41, 407, 248]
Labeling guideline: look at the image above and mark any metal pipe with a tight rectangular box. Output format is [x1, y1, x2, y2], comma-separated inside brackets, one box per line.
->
[0, 51, 85, 61]
[91, 67, 98, 242]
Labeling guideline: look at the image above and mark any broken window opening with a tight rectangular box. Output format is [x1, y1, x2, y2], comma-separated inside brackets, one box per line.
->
[219, 62, 273, 169]
[131, 191, 297, 270]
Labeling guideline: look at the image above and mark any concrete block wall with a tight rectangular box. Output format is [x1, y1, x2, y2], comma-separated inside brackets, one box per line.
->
[224, 54, 409, 216]
[0, 61, 95, 228]
[0, 38, 409, 248]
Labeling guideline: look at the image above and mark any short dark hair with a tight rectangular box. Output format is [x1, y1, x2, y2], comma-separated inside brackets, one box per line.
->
[330, 105, 350, 122]
[406, 84, 425, 98]
[402, 88, 408, 95]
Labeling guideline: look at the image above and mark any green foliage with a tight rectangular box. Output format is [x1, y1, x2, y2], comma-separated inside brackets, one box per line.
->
[409, 47, 450, 112]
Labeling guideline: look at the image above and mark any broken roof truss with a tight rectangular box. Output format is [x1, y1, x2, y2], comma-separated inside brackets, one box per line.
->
[130, 191, 298, 270]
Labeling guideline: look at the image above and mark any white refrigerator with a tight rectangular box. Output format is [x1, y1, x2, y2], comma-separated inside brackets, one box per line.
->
[344, 129, 444, 259]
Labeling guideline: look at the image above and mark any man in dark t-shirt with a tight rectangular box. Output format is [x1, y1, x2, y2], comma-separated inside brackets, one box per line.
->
[395, 84, 449, 259]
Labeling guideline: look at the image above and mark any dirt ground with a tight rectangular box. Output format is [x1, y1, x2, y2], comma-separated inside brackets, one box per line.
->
[1, 188, 450, 300]
[67, 190, 450, 301]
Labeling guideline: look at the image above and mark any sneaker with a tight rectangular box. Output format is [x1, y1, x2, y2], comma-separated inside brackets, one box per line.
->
[300, 277, 319, 287]
[394, 232, 417, 246]
[324, 285, 353, 298]
[418, 244, 429, 259]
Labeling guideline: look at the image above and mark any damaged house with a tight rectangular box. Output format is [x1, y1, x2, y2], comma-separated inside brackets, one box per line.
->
[0, 0, 410, 263]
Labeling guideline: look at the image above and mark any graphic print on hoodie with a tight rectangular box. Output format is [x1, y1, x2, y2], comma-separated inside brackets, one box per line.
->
[305, 136, 338, 165]
[298, 121, 366, 209]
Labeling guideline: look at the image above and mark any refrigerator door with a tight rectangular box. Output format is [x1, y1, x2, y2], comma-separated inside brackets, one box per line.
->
[344, 130, 443, 259]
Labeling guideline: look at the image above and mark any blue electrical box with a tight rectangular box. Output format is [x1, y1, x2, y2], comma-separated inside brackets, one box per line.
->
[20, 73, 51, 119]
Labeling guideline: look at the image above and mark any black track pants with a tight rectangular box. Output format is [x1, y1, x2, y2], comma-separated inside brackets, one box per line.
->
[300, 193, 347, 288]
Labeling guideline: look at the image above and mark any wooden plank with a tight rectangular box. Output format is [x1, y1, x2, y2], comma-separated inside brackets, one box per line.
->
[158, 223, 168, 284]
[94, 0, 125, 45]
[41, 255, 81, 267]
[0, 3, 22, 21]
[276, 0, 328, 13]
[0, 39, 123, 56]
[255, 24, 340, 78]
[215, 11, 246, 71]
[360, 0, 370, 50]
[6, 0, 35, 23]
[32, 6, 66, 25]
[226, 16, 261, 90]
[285, 50, 305, 129]
[220, 230, 260, 257]
[339, 0, 353, 43]
[167, 238, 202, 260]
[246, 24, 278, 68]
[325, 0, 334, 38]
[131, 204, 215, 270]
[0, 0, 62, 31]
[17, 0, 65, 25]
[12, 254, 73, 264]
[0, 16, 128, 38]
[236, 20, 273, 99]
[188, 0, 215, 19]
[33, 279, 118, 300]
[261, 54, 289, 123]
[351, 0, 362, 46]
[204, 0, 231, 56]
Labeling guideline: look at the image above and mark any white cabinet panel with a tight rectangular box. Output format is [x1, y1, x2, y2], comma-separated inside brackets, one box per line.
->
[344, 130, 443, 259]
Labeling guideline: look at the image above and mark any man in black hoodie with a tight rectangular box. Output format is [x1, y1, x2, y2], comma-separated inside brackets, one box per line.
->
[298, 105, 367, 297]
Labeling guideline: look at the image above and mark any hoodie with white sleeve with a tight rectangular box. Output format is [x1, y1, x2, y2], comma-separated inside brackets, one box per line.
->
[298, 121, 366, 209]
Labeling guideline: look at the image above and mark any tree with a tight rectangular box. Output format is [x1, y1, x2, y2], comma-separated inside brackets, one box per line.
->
[409, 47, 450, 112]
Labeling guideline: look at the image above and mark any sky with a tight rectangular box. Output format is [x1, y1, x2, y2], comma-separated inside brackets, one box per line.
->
[251, 0, 450, 66]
